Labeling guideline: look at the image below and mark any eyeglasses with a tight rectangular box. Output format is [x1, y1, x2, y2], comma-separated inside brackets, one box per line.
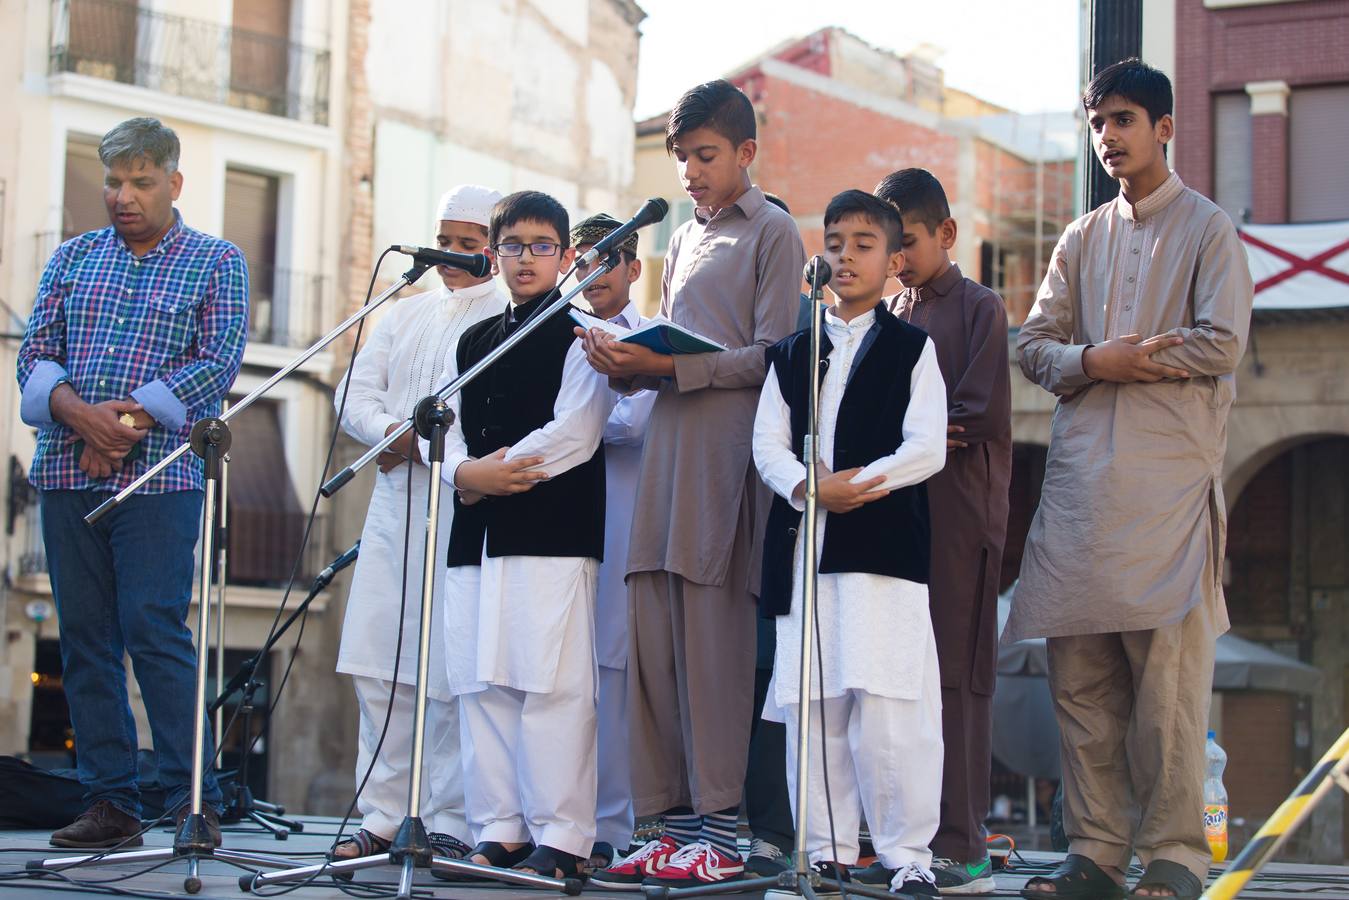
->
[494, 242, 561, 258]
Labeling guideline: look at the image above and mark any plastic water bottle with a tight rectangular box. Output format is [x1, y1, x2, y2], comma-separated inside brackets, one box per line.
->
[1204, 731, 1229, 863]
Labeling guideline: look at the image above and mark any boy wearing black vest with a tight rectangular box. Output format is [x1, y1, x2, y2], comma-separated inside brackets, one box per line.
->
[437, 191, 613, 880]
[754, 190, 948, 898]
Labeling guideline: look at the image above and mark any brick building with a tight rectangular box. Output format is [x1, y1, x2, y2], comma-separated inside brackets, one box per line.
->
[631, 27, 1077, 325]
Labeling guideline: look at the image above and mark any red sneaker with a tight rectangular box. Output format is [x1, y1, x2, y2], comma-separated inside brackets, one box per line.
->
[644, 840, 745, 887]
[589, 836, 681, 890]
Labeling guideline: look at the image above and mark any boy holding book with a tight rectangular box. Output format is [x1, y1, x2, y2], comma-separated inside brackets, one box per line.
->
[581, 79, 805, 888]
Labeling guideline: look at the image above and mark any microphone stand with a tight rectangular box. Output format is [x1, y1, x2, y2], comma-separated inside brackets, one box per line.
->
[210, 552, 359, 839]
[26, 261, 435, 892]
[241, 256, 621, 898]
[650, 262, 902, 900]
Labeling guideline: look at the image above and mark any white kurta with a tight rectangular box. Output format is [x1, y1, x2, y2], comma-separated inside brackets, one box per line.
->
[438, 306, 615, 695]
[595, 301, 656, 850]
[335, 280, 507, 701]
[752, 308, 948, 710]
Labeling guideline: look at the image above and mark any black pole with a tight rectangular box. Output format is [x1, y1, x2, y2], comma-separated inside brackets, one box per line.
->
[1082, 0, 1144, 212]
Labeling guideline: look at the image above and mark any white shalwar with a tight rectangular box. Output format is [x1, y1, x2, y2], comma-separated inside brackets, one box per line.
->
[440, 315, 614, 858]
[335, 280, 506, 839]
[595, 302, 657, 850]
[752, 307, 948, 869]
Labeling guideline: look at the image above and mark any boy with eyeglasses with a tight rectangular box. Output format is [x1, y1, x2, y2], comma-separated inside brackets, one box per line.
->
[433, 191, 614, 880]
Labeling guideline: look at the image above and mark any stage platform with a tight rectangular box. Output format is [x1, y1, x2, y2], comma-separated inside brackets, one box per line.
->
[2, 816, 1346, 899]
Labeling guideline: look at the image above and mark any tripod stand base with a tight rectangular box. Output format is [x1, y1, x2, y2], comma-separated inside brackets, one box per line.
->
[238, 851, 584, 896]
[220, 783, 303, 839]
[647, 872, 914, 900]
[26, 845, 301, 895]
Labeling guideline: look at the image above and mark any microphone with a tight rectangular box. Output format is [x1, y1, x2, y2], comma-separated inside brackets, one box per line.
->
[577, 198, 670, 268]
[391, 245, 492, 278]
[804, 256, 832, 288]
[314, 540, 360, 588]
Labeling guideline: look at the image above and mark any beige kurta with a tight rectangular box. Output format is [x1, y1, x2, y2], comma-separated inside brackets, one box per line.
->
[1006, 173, 1253, 643]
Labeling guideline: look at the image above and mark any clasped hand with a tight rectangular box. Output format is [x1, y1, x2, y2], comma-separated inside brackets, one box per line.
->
[453, 447, 549, 505]
[1082, 333, 1190, 383]
[794, 464, 891, 514]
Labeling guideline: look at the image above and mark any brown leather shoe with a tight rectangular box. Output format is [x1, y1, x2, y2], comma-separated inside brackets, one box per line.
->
[173, 803, 222, 848]
[50, 799, 144, 848]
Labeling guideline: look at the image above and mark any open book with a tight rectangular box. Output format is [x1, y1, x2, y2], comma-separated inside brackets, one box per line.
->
[569, 307, 727, 355]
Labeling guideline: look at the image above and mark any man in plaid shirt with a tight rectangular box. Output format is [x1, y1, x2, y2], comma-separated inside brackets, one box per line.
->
[17, 118, 248, 849]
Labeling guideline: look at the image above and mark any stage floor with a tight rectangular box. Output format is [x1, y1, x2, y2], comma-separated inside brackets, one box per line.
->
[2, 816, 1347, 899]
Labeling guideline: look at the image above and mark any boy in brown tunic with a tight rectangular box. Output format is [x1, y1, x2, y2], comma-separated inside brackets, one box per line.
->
[877, 169, 1012, 896]
[578, 79, 805, 888]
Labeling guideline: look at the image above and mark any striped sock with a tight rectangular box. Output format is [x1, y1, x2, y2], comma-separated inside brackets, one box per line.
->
[663, 808, 700, 847]
[700, 807, 740, 857]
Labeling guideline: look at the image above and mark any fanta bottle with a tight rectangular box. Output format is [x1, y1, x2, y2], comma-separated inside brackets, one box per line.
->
[1204, 731, 1229, 863]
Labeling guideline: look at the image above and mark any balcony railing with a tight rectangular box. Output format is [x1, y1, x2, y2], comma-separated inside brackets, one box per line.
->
[247, 264, 331, 350]
[49, 0, 330, 126]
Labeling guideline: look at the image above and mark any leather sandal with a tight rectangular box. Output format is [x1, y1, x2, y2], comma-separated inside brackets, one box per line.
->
[1128, 860, 1203, 900]
[1021, 853, 1126, 900]
[432, 840, 535, 882]
[330, 828, 391, 861]
[514, 843, 585, 881]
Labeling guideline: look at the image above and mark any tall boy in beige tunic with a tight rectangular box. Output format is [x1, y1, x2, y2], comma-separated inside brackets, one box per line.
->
[579, 79, 804, 888]
[1009, 61, 1252, 898]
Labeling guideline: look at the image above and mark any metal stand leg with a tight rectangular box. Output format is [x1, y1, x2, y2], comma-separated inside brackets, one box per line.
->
[240, 398, 581, 897]
[24, 420, 316, 893]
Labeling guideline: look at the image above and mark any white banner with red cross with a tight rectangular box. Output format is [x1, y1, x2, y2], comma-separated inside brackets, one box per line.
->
[1238, 220, 1349, 310]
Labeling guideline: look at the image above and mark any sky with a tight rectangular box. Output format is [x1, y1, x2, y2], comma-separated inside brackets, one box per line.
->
[632, 0, 1084, 120]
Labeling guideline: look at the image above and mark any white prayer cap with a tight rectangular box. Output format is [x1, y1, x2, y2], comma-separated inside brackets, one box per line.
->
[435, 184, 501, 227]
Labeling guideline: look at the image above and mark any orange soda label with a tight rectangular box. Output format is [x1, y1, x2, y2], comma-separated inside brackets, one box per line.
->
[1204, 804, 1228, 862]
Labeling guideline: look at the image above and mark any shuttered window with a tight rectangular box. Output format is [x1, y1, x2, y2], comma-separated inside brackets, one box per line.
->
[1289, 84, 1349, 223]
[222, 167, 280, 343]
[1212, 93, 1253, 225]
[62, 137, 109, 239]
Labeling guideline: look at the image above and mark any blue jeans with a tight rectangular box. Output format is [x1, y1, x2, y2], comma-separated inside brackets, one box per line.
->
[41, 489, 222, 818]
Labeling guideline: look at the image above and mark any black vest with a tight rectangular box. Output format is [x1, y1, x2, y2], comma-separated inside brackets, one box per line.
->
[445, 292, 606, 566]
[759, 304, 931, 616]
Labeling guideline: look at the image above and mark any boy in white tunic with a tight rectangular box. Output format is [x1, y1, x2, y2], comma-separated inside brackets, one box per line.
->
[753, 190, 948, 898]
[571, 213, 658, 868]
[438, 191, 613, 880]
[333, 184, 506, 861]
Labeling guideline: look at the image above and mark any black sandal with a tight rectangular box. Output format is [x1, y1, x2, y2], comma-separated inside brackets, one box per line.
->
[329, 828, 390, 861]
[585, 841, 616, 873]
[1127, 860, 1203, 900]
[1020, 853, 1126, 900]
[429, 832, 473, 860]
[514, 843, 585, 881]
[432, 840, 535, 882]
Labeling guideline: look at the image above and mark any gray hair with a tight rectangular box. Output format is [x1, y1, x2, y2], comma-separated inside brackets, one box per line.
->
[98, 117, 181, 174]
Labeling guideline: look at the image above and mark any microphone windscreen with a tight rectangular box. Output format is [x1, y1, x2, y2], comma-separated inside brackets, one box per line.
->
[804, 257, 832, 285]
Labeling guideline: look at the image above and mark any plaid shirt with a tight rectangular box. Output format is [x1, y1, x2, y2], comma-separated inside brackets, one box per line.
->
[17, 212, 248, 493]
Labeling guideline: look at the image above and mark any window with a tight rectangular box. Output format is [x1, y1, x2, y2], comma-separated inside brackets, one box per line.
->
[1212, 93, 1252, 225]
[62, 136, 109, 240]
[65, 0, 138, 85]
[222, 398, 307, 587]
[222, 167, 281, 344]
[1289, 84, 1349, 223]
[229, 0, 293, 116]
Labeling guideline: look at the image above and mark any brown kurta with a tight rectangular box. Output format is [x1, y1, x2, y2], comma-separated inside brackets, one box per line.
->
[891, 263, 1011, 693]
[890, 263, 1011, 862]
